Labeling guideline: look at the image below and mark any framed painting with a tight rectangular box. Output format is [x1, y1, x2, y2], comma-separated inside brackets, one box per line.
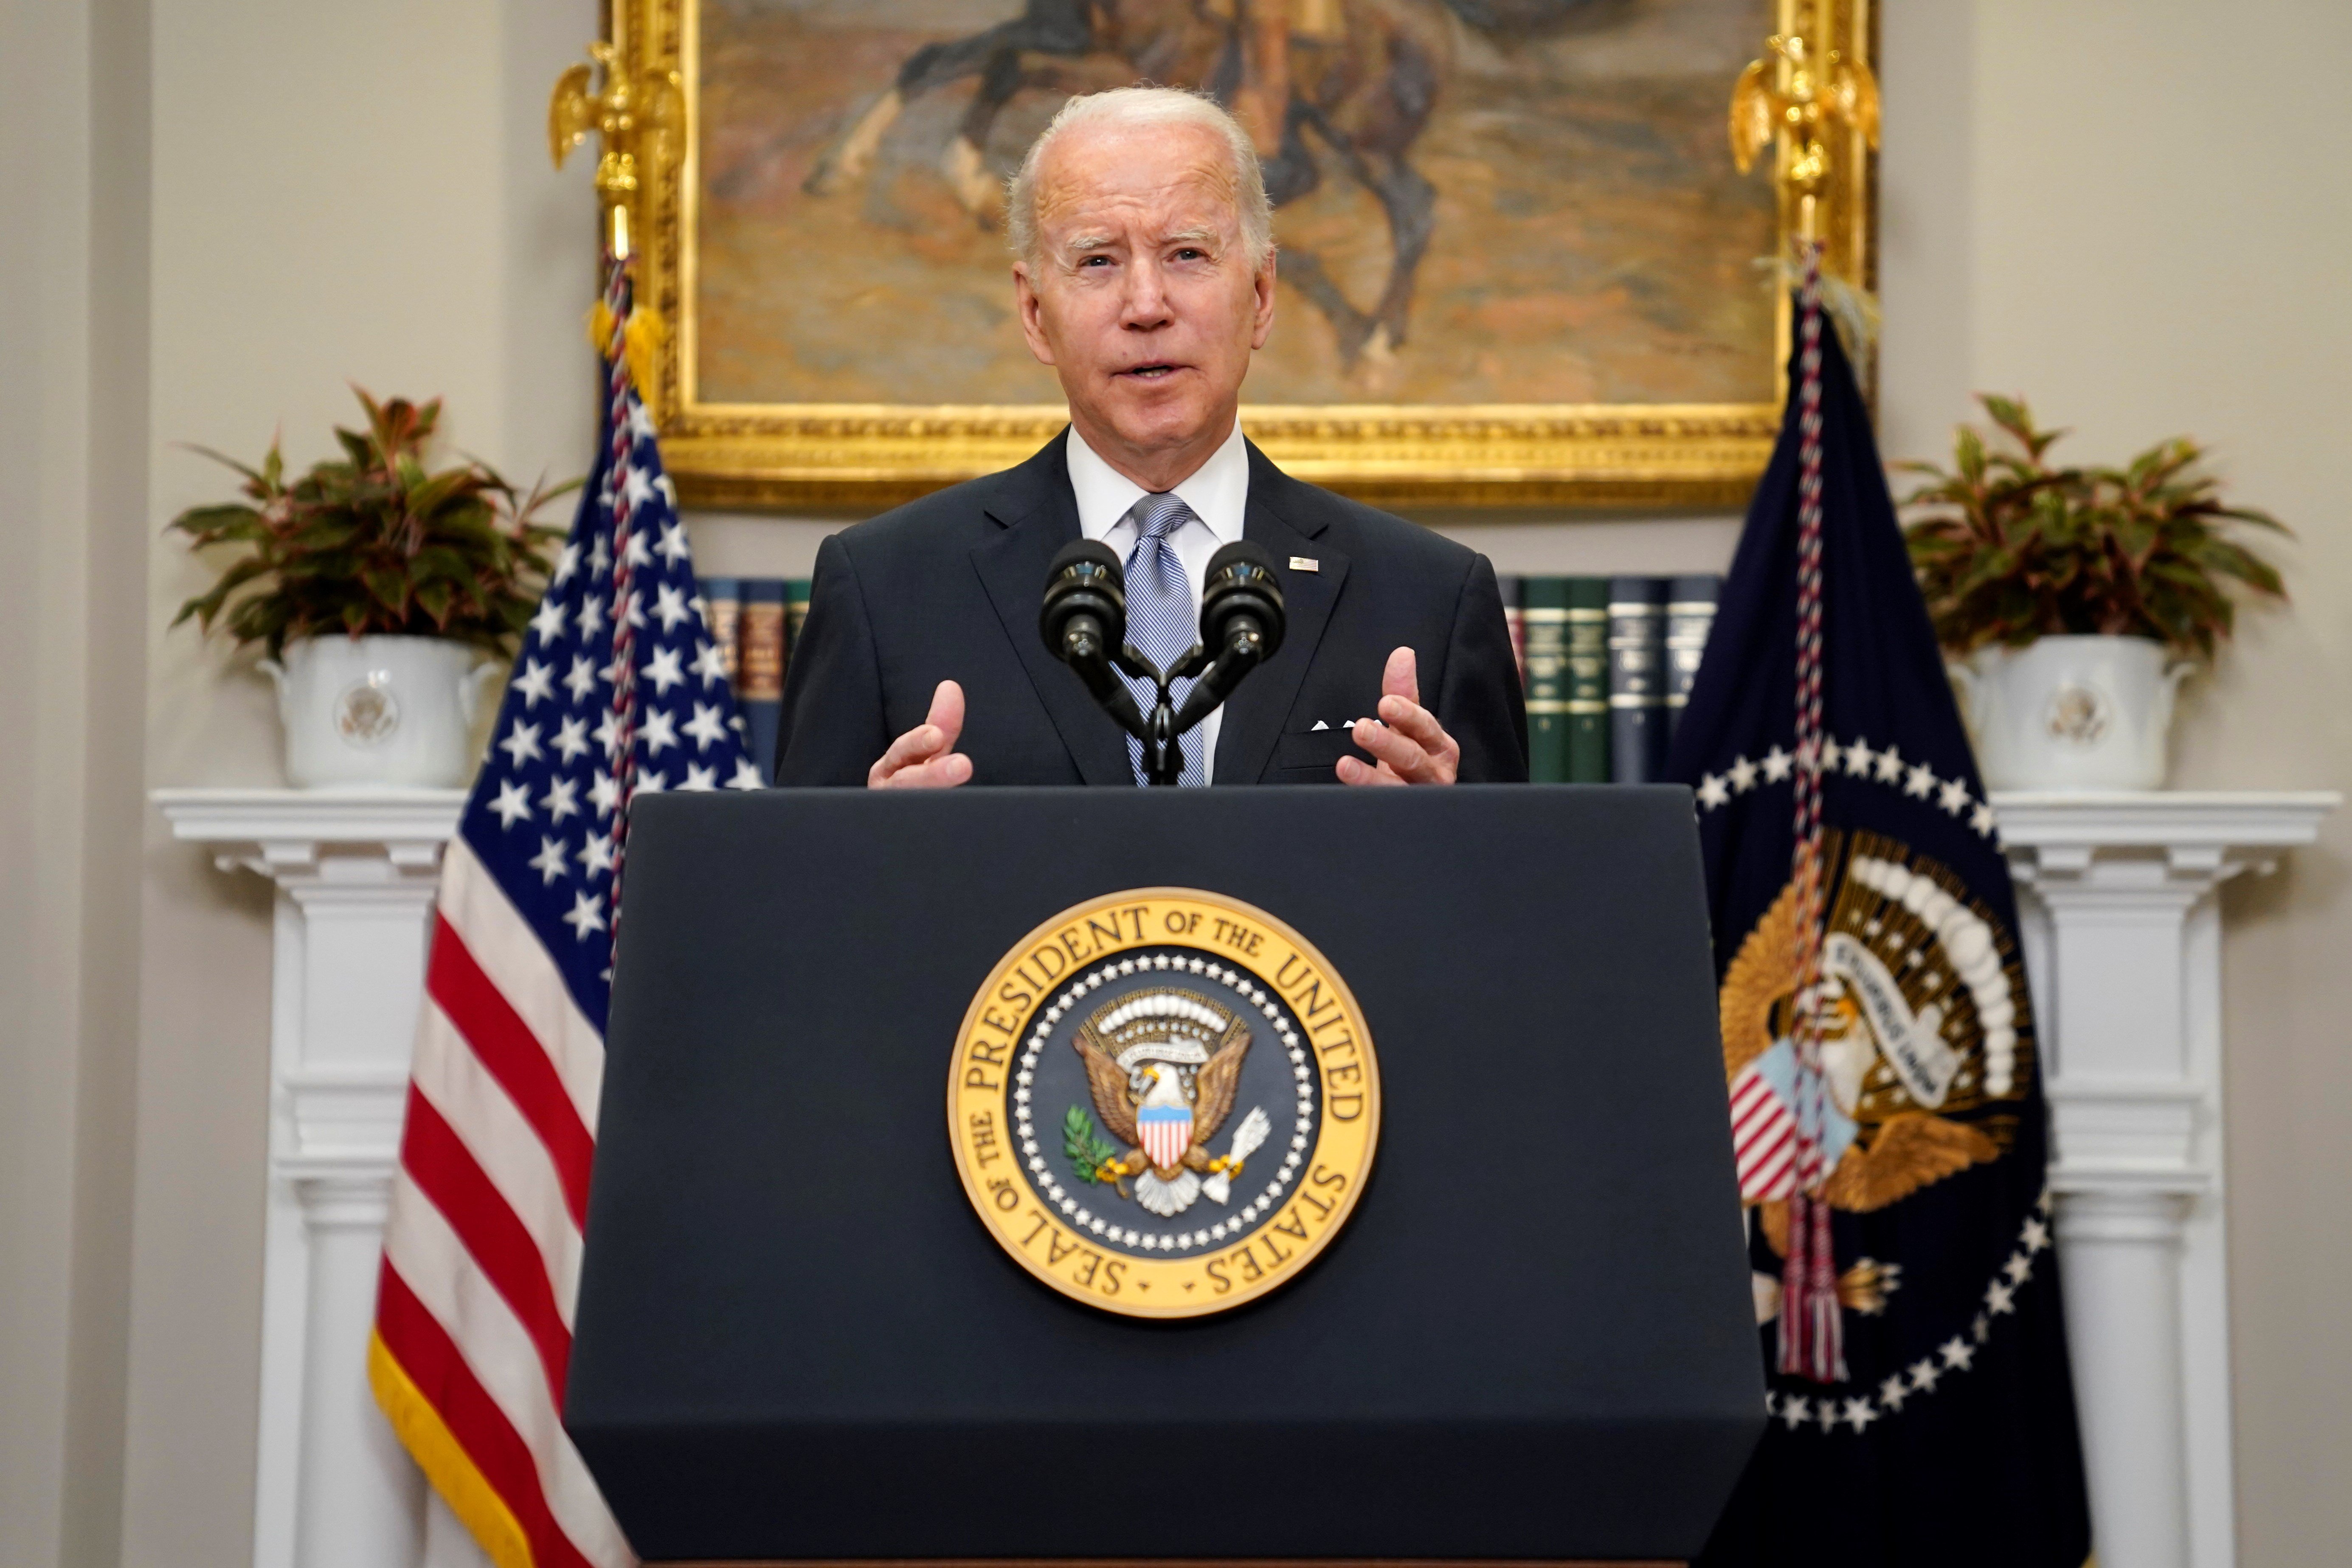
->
[615, 0, 1874, 509]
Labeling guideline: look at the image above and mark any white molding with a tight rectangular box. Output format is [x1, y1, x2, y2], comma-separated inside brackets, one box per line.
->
[1994, 789, 2339, 857]
[154, 787, 464, 878]
[152, 785, 466, 843]
[1992, 788, 2336, 1568]
[155, 788, 461, 1568]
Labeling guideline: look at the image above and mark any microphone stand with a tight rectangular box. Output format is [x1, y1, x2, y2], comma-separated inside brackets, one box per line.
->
[1042, 539, 1285, 787]
[1114, 644, 1215, 788]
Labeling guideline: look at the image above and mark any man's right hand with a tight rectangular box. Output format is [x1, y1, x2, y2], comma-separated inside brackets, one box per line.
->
[867, 680, 973, 788]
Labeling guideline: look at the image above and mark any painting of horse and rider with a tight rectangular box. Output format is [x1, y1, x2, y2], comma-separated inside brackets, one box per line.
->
[692, 0, 1778, 410]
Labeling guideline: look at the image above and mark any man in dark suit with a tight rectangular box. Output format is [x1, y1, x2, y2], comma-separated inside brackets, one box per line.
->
[776, 87, 1525, 789]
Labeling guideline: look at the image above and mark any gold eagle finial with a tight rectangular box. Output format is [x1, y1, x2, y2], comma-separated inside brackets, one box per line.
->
[547, 39, 682, 260]
[1728, 29, 1880, 242]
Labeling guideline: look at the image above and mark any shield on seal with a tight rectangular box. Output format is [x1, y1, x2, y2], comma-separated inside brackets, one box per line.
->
[1111, 1027, 1213, 1174]
[1137, 1098, 1193, 1172]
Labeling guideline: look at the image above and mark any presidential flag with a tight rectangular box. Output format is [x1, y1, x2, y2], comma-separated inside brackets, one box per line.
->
[1668, 281, 2091, 1567]
[369, 263, 758, 1568]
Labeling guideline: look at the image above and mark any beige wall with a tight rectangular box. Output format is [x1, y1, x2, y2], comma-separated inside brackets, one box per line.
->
[0, 1, 598, 1565]
[1884, 4, 2352, 1557]
[3, 0, 2347, 1563]
[0, 0, 149, 1565]
[120, 2, 602, 1564]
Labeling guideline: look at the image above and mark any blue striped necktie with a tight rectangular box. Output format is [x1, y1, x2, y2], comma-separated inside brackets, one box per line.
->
[1120, 492, 1206, 787]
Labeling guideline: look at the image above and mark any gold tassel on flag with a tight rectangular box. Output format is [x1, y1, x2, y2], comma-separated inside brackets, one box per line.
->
[585, 299, 666, 395]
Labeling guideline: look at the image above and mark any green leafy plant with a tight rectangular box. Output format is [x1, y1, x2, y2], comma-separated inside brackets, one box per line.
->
[1064, 1105, 1120, 1186]
[1899, 395, 2287, 661]
[169, 388, 577, 659]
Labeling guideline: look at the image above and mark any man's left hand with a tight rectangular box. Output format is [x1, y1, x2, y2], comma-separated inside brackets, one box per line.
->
[1339, 647, 1458, 786]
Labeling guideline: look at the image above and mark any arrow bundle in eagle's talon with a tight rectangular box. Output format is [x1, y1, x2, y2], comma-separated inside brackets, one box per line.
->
[1203, 1106, 1272, 1205]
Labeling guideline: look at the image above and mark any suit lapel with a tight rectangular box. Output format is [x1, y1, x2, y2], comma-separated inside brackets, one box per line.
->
[971, 434, 1137, 786]
[1216, 443, 1348, 784]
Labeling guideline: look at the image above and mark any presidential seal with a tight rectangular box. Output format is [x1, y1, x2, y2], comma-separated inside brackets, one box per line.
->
[1725, 827, 2032, 1330]
[949, 888, 1379, 1318]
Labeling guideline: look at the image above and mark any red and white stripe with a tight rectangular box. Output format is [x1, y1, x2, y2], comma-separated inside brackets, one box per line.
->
[375, 838, 633, 1568]
[1141, 1115, 1192, 1173]
[1729, 1062, 1800, 1202]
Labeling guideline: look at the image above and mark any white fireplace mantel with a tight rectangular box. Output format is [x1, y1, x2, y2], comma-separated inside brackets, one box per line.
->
[156, 784, 2336, 1568]
[1998, 789, 2338, 1568]
[155, 787, 465, 1568]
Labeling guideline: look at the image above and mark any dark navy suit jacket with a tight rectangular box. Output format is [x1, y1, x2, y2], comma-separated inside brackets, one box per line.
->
[773, 431, 1528, 786]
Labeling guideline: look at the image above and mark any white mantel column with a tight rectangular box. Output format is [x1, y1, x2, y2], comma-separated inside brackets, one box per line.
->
[155, 788, 465, 1568]
[1996, 791, 2337, 1568]
[294, 1174, 419, 1568]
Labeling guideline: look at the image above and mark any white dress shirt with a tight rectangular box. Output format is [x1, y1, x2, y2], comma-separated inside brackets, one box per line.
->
[1065, 420, 1251, 781]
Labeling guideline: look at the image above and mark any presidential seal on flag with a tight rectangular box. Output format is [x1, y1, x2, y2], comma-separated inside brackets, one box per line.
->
[948, 888, 1379, 1318]
[1719, 827, 2028, 1321]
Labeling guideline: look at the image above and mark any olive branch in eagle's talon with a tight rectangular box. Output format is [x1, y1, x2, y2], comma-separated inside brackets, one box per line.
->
[1063, 1106, 1134, 1193]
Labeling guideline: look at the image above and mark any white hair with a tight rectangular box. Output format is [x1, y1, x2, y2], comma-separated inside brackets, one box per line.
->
[1006, 87, 1275, 271]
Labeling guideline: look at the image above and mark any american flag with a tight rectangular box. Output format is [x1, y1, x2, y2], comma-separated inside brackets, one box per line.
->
[369, 267, 757, 1568]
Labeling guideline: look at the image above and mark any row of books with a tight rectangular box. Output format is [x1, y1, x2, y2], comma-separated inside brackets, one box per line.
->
[1500, 575, 1722, 784]
[700, 571, 1719, 787]
[699, 577, 810, 784]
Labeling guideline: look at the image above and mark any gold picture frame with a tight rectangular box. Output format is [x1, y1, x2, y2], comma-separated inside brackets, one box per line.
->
[611, 0, 1874, 512]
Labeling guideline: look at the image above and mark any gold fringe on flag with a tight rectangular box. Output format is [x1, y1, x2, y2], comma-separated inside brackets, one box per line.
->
[369, 1331, 537, 1568]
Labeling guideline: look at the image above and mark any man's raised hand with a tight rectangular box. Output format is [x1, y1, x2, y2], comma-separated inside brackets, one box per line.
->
[1338, 647, 1459, 786]
[868, 680, 974, 788]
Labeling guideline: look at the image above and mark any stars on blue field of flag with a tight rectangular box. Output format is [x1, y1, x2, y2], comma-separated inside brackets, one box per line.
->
[455, 374, 760, 1028]
[1691, 733, 2000, 840]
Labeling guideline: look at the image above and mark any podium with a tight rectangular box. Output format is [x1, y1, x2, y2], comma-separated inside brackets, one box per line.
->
[568, 785, 1763, 1563]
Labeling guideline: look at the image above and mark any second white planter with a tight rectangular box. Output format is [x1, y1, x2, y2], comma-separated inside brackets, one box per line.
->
[261, 634, 499, 789]
[1949, 634, 2189, 792]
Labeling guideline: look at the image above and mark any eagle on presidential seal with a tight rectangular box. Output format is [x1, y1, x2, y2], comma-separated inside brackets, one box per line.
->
[1066, 988, 1273, 1218]
[1724, 830, 2031, 1319]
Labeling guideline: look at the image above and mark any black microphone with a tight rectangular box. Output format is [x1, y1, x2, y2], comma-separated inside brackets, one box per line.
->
[1172, 540, 1286, 730]
[1040, 539, 1145, 732]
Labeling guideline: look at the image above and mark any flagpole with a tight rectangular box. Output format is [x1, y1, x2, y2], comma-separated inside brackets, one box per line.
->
[599, 255, 644, 961]
[1729, 8, 1880, 1385]
[1781, 238, 1844, 1382]
[553, 21, 685, 955]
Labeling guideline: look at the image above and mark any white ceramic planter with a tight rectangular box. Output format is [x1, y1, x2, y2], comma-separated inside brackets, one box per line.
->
[261, 634, 498, 789]
[1948, 634, 2190, 792]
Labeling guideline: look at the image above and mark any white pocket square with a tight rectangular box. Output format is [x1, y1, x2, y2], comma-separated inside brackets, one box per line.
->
[1310, 720, 1329, 731]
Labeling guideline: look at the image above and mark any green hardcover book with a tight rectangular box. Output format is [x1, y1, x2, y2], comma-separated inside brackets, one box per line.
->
[1566, 577, 1611, 782]
[1520, 577, 1569, 783]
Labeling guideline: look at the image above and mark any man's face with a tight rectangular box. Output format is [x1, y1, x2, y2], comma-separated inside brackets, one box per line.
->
[1015, 121, 1277, 468]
